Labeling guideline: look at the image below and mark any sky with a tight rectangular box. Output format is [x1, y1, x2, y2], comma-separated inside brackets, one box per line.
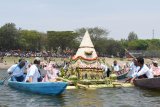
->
[0, 0, 160, 40]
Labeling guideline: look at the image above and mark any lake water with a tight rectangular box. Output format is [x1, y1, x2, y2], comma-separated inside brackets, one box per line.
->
[0, 69, 160, 107]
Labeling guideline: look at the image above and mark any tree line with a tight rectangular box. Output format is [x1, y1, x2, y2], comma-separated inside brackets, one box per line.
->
[0, 23, 160, 57]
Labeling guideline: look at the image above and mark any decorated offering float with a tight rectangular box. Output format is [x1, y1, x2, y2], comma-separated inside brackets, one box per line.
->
[71, 31, 103, 80]
[64, 31, 133, 89]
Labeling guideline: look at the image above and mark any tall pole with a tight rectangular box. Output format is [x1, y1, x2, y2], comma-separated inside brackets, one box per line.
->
[152, 29, 154, 39]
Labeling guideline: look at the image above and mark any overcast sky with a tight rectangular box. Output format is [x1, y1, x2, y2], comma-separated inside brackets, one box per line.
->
[0, 0, 160, 40]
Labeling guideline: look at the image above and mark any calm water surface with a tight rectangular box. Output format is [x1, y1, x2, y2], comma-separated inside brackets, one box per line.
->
[0, 69, 160, 107]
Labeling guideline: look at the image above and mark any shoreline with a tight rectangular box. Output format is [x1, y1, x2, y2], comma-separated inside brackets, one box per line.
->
[0, 63, 12, 70]
[0, 57, 159, 70]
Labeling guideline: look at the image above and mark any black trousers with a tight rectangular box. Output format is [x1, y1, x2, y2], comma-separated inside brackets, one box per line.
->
[11, 75, 24, 82]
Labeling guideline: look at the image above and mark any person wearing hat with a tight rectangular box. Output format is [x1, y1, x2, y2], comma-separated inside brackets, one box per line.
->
[25, 57, 41, 82]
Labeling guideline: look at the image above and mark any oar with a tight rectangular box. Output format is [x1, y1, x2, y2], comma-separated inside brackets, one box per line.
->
[1, 74, 12, 85]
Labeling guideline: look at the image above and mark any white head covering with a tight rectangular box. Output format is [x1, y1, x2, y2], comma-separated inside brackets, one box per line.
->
[153, 60, 158, 64]
[35, 57, 41, 61]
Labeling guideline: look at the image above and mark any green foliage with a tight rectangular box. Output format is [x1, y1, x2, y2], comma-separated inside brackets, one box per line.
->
[127, 32, 138, 41]
[47, 31, 78, 53]
[128, 40, 149, 50]
[75, 27, 109, 42]
[146, 39, 160, 50]
[0, 22, 160, 57]
[19, 30, 46, 51]
[60, 68, 65, 77]
[0, 23, 19, 50]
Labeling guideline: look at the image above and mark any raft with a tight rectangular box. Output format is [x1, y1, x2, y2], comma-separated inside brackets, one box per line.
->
[66, 81, 134, 89]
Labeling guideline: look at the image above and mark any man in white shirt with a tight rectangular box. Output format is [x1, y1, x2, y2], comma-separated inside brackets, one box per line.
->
[130, 57, 153, 83]
[25, 57, 41, 82]
[7, 59, 26, 82]
[127, 58, 140, 78]
[112, 60, 121, 72]
[125, 58, 140, 82]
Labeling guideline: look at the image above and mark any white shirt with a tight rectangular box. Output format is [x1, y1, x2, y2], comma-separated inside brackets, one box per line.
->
[135, 64, 153, 78]
[7, 64, 24, 77]
[24, 66, 31, 82]
[127, 62, 140, 77]
[26, 64, 40, 82]
[112, 64, 120, 72]
[47, 68, 59, 79]
[101, 64, 108, 72]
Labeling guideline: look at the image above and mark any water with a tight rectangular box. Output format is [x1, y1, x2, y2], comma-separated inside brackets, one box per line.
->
[0, 69, 160, 107]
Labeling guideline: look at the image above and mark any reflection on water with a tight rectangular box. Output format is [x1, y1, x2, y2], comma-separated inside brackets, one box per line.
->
[0, 69, 160, 107]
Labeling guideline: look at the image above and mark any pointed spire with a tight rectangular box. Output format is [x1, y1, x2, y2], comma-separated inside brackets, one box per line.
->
[72, 30, 98, 60]
[79, 30, 94, 48]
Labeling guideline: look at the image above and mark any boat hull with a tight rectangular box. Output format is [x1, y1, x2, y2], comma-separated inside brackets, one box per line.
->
[8, 81, 68, 95]
[134, 77, 160, 89]
[115, 68, 129, 80]
[117, 72, 128, 80]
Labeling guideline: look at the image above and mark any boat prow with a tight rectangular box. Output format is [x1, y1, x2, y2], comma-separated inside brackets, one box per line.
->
[8, 80, 68, 95]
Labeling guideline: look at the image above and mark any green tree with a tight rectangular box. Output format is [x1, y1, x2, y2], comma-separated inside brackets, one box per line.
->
[0, 23, 19, 50]
[75, 27, 109, 42]
[147, 39, 160, 50]
[19, 30, 45, 51]
[47, 31, 78, 54]
[128, 40, 148, 50]
[128, 32, 138, 41]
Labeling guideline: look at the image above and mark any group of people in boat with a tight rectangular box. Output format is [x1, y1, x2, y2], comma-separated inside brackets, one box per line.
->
[7, 57, 60, 82]
[125, 56, 160, 83]
[101, 56, 160, 83]
[101, 59, 129, 78]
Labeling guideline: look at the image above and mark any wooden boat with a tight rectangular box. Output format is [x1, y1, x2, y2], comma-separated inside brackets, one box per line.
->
[134, 77, 160, 89]
[8, 80, 68, 95]
[115, 68, 129, 80]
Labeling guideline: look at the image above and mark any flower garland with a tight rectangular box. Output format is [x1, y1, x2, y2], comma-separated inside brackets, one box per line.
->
[72, 56, 97, 61]
[80, 59, 97, 65]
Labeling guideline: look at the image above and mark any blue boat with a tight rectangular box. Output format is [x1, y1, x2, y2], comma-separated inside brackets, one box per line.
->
[8, 80, 68, 95]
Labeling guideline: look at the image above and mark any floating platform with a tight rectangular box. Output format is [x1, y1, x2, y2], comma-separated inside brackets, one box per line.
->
[66, 81, 134, 90]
